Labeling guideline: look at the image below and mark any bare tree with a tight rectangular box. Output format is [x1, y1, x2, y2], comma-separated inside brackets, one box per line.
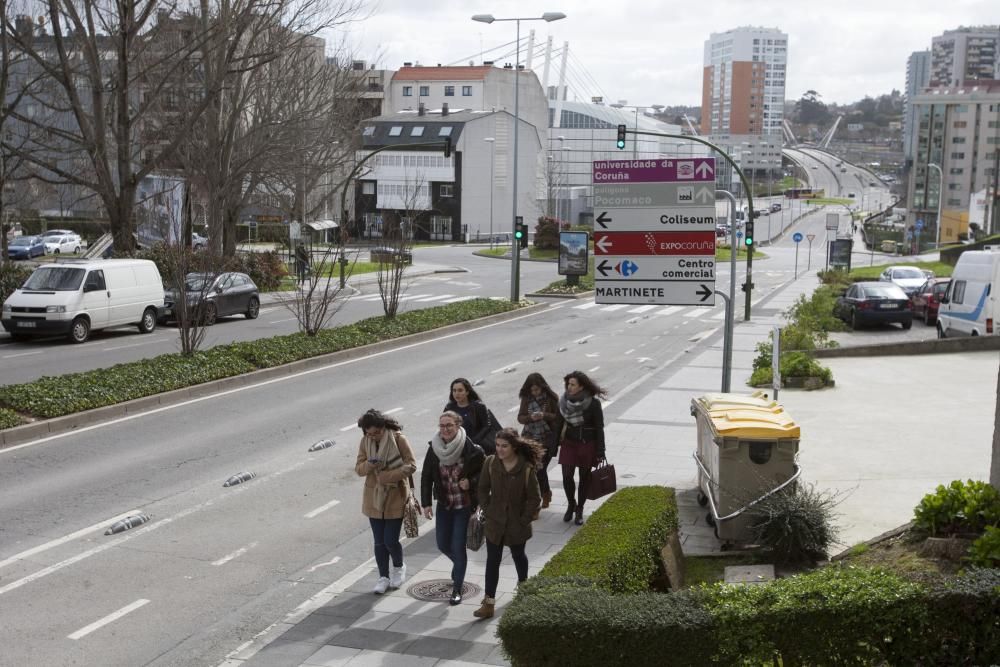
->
[156, 243, 223, 354]
[274, 237, 357, 335]
[375, 171, 423, 318]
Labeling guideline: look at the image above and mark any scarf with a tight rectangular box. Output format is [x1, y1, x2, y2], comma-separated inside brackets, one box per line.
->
[431, 427, 467, 466]
[523, 397, 549, 438]
[365, 429, 405, 512]
[559, 391, 592, 427]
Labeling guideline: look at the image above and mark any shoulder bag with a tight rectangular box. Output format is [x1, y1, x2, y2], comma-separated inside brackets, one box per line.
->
[585, 459, 617, 501]
[403, 476, 421, 538]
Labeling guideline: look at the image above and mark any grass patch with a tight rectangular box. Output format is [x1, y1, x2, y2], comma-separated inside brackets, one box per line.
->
[716, 246, 767, 260]
[527, 247, 558, 260]
[477, 247, 510, 258]
[684, 554, 761, 587]
[805, 197, 853, 206]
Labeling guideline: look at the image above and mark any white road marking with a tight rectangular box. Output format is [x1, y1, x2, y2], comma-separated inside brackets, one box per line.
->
[710, 310, 726, 320]
[384, 407, 403, 415]
[268, 318, 299, 324]
[414, 294, 453, 302]
[491, 361, 521, 374]
[680, 308, 704, 318]
[442, 296, 474, 303]
[304, 499, 341, 519]
[397, 293, 433, 302]
[573, 302, 599, 310]
[2, 350, 44, 359]
[102, 340, 164, 351]
[627, 305, 658, 314]
[601, 304, 627, 312]
[588, 365, 600, 373]
[339, 424, 356, 432]
[624, 349, 635, 355]
[576, 335, 594, 344]
[689, 329, 715, 342]
[657, 306, 684, 316]
[212, 542, 258, 566]
[0, 509, 140, 572]
[307, 556, 341, 573]
[68, 599, 150, 640]
[507, 404, 519, 413]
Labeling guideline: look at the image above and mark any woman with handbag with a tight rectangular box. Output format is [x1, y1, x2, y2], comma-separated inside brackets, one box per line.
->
[354, 409, 417, 595]
[517, 372, 560, 513]
[444, 378, 496, 454]
[420, 411, 485, 605]
[474, 428, 543, 620]
[557, 371, 607, 526]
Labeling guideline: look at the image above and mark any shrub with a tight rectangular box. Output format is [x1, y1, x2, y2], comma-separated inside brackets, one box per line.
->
[226, 250, 288, 292]
[1, 262, 33, 306]
[784, 285, 845, 334]
[0, 407, 22, 430]
[968, 526, 1000, 568]
[539, 486, 678, 594]
[781, 351, 833, 384]
[534, 216, 560, 250]
[747, 482, 841, 564]
[913, 479, 1000, 536]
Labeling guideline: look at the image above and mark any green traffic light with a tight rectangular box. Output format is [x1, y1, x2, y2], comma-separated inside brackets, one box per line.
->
[744, 237, 753, 247]
[616, 140, 626, 149]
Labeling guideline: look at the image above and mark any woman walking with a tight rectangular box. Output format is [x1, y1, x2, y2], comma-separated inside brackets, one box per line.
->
[558, 371, 607, 526]
[444, 378, 494, 452]
[354, 409, 417, 595]
[517, 373, 560, 512]
[474, 428, 543, 620]
[420, 411, 485, 605]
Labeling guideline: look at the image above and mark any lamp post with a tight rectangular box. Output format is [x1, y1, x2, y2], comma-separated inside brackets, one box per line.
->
[473, 11, 567, 302]
[928, 162, 943, 247]
[484, 137, 496, 248]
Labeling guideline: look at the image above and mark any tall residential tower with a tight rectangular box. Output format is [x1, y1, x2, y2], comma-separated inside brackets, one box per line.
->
[904, 50, 931, 161]
[930, 26, 1000, 87]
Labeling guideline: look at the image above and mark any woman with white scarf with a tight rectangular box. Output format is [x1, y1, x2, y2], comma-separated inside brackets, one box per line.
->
[557, 371, 607, 526]
[421, 411, 485, 605]
[355, 409, 417, 595]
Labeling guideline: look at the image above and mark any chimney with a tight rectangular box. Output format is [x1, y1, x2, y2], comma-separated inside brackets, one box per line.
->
[418, 103, 425, 116]
[442, 103, 449, 116]
[403, 62, 413, 67]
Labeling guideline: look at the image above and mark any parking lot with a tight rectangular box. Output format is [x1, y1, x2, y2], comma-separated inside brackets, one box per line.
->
[827, 317, 938, 347]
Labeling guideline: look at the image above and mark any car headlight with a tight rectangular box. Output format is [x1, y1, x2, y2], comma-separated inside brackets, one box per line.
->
[46, 305, 67, 313]
[2, 302, 10, 313]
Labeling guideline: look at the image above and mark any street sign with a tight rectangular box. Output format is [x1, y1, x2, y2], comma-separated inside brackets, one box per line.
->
[793, 232, 803, 243]
[806, 233, 816, 242]
[825, 213, 839, 231]
[592, 158, 717, 306]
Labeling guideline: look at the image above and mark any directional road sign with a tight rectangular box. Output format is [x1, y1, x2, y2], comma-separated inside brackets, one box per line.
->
[592, 158, 717, 306]
[793, 232, 803, 243]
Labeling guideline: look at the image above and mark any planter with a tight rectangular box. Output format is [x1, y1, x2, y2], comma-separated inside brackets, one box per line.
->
[782, 376, 835, 390]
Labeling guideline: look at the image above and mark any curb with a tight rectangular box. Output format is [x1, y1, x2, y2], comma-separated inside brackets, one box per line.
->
[811, 334, 1000, 358]
[0, 301, 548, 449]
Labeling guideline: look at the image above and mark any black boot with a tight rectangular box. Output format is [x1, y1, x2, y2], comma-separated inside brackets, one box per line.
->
[563, 501, 576, 522]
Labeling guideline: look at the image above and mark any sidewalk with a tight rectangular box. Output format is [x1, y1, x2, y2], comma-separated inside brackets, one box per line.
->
[227, 273, 997, 667]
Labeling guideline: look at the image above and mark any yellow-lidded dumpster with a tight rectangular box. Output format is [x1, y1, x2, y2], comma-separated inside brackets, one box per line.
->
[691, 391, 801, 546]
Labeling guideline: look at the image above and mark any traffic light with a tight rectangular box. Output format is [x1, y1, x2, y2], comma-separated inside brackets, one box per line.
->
[443, 137, 451, 158]
[744, 221, 754, 247]
[616, 124, 627, 150]
[515, 222, 528, 249]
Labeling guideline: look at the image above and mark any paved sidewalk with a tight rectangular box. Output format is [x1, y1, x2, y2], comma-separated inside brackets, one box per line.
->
[226, 272, 997, 667]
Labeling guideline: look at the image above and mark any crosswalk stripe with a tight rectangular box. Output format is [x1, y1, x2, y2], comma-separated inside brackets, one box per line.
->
[628, 305, 658, 314]
[657, 306, 684, 316]
[415, 294, 453, 302]
[442, 296, 475, 303]
[601, 304, 628, 312]
[573, 302, 599, 310]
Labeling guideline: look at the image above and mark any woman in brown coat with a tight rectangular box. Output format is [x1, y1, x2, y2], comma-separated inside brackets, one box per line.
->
[354, 409, 417, 595]
[473, 428, 542, 619]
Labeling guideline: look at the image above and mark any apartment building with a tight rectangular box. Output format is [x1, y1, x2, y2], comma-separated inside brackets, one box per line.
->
[930, 26, 1000, 88]
[904, 51, 931, 161]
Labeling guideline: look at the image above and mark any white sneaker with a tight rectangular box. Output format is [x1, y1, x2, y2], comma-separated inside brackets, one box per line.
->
[389, 563, 407, 589]
[373, 576, 390, 595]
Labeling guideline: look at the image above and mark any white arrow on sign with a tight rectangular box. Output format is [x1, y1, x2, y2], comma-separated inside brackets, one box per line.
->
[595, 235, 613, 253]
[695, 162, 714, 177]
[695, 186, 714, 204]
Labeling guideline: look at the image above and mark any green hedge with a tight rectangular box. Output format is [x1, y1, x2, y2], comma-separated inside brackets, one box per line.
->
[0, 299, 519, 422]
[0, 407, 22, 430]
[500, 565, 1000, 665]
[538, 486, 678, 593]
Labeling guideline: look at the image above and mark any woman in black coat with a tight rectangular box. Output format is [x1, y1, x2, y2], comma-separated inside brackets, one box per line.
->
[444, 377, 494, 453]
[557, 370, 607, 526]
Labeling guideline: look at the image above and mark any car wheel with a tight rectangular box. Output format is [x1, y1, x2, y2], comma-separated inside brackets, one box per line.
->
[850, 310, 860, 330]
[245, 296, 260, 320]
[68, 316, 90, 344]
[54, 249, 60, 254]
[937, 322, 947, 339]
[73, 245, 80, 254]
[203, 302, 217, 326]
[902, 318, 912, 330]
[137, 307, 157, 334]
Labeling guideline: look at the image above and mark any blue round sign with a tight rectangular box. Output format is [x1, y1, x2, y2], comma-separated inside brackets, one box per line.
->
[736, 231, 743, 239]
[793, 232, 803, 243]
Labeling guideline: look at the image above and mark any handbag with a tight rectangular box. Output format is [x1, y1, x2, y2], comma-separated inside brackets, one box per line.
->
[402, 477, 420, 539]
[585, 459, 617, 501]
[479, 408, 503, 456]
[466, 507, 485, 551]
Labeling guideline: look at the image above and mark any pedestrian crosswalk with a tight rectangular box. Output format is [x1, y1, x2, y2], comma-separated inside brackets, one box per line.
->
[352, 293, 475, 304]
[572, 301, 724, 319]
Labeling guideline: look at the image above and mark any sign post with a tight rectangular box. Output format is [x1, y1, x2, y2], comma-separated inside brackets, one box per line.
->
[592, 158, 717, 305]
[792, 232, 803, 278]
[807, 233, 815, 270]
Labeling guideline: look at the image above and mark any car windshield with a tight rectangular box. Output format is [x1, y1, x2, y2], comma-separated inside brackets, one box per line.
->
[892, 268, 924, 279]
[863, 285, 907, 299]
[22, 267, 85, 291]
[184, 274, 216, 291]
[10, 236, 33, 246]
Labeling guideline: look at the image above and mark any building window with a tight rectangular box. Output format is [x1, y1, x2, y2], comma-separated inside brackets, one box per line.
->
[438, 126, 453, 136]
[947, 198, 962, 206]
[411, 126, 424, 136]
[389, 126, 402, 136]
[950, 152, 965, 159]
[439, 184, 454, 198]
[949, 167, 964, 174]
[954, 120, 967, 128]
[361, 182, 375, 195]
[419, 85, 429, 96]
[444, 85, 455, 96]
[402, 86, 412, 97]
[952, 137, 966, 143]
[462, 86, 472, 96]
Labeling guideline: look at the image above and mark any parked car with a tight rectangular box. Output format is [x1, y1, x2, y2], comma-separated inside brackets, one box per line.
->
[7, 235, 46, 260]
[769, 203, 782, 213]
[161, 271, 260, 325]
[715, 223, 730, 238]
[910, 277, 951, 325]
[937, 249, 1000, 338]
[847, 192, 856, 198]
[40, 229, 76, 238]
[43, 234, 82, 255]
[191, 233, 208, 249]
[369, 246, 412, 265]
[834, 282, 913, 330]
[878, 265, 929, 296]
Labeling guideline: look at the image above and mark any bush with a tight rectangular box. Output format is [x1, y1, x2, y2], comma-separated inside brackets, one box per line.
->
[226, 250, 288, 292]
[968, 526, 1000, 567]
[784, 285, 845, 335]
[0, 407, 22, 430]
[1, 262, 33, 306]
[534, 216, 560, 250]
[748, 482, 841, 564]
[913, 479, 1000, 536]
[538, 486, 678, 594]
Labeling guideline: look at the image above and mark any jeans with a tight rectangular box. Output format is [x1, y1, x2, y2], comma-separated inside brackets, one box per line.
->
[484, 538, 528, 599]
[369, 518, 404, 578]
[436, 505, 472, 589]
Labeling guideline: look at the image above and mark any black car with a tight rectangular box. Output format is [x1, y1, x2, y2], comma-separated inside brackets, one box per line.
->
[160, 271, 260, 325]
[834, 281, 912, 330]
[369, 246, 413, 264]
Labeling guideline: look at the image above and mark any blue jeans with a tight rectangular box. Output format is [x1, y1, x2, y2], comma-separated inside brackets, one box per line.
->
[369, 518, 403, 578]
[436, 505, 472, 589]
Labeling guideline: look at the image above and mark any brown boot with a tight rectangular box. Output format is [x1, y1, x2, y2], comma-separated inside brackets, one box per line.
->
[542, 491, 552, 509]
[473, 596, 495, 619]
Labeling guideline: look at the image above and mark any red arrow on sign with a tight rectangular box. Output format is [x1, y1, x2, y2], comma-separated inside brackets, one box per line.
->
[593, 231, 716, 256]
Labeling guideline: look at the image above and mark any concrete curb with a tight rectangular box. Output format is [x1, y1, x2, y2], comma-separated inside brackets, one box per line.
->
[0, 302, 548, 449]
[812, 334, 1000, 358]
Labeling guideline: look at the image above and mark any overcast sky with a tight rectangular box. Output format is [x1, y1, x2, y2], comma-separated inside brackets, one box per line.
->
[339, 0, 995, 108]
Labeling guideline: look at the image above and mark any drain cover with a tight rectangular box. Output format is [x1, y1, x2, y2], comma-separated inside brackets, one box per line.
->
[407, 578, 482, 602]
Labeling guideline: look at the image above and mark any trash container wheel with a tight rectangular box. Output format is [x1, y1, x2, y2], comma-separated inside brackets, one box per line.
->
[696, 491, 709, 507]
[705, 512, 715, 528]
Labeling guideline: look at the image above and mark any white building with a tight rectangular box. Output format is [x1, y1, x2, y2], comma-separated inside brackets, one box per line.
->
[930, 26, 1000, 88]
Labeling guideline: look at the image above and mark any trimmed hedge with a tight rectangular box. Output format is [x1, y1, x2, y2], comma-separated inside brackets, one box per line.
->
[538, 486, 678, 593]
[0, 298, 520, 423]
[0, 407, 22, 430]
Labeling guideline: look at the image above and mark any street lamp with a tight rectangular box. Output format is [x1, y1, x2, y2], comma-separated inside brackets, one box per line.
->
[928, 162, 943, 247]
[473, 11, 567, 302]
[484, 137, 496, 248]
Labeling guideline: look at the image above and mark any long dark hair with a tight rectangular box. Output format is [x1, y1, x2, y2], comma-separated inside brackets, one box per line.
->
[518, 372, 559, 406]
[447, 377, 481, 403]
[357, 408, 402, 432]
[494, 427, 545, 467]
[563, 370, 607, 399]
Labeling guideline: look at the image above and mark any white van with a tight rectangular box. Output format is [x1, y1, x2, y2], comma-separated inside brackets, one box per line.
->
[1, 258, 164, 343]
[937, 248, 1000, 338]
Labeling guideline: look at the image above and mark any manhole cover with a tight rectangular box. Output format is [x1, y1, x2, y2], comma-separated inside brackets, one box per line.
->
[407, 578, 482, 602]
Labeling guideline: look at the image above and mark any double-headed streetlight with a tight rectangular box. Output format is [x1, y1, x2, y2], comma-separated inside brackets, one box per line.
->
[473, 11, 567, 302]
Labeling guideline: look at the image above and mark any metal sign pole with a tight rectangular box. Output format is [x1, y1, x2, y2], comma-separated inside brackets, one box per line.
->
[717, 189, 738, 393]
